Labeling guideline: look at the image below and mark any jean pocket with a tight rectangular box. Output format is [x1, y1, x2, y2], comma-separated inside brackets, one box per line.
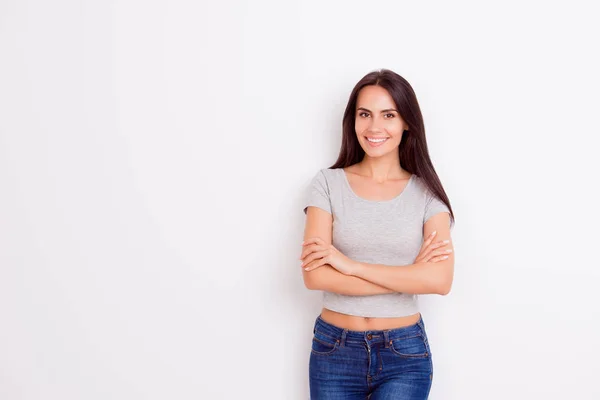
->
[389, 334, 430, 358]
[311, 330, 340, 356]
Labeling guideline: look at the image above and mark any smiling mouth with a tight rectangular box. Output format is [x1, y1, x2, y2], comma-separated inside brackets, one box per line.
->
[365, 137, 389, 147]
[366, 137, 389, 143]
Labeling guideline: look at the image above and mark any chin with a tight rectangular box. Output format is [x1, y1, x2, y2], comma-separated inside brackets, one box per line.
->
[365, 150, 394, 158]
[361, 140, 399, 156]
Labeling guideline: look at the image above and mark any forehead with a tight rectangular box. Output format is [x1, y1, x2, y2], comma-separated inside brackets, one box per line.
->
[356, 85, 396, 109]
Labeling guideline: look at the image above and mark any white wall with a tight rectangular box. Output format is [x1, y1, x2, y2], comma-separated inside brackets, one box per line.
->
[1, 1, 598, 399]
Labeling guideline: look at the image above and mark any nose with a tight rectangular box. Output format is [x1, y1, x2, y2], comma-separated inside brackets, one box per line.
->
[368, 115, 385, 132]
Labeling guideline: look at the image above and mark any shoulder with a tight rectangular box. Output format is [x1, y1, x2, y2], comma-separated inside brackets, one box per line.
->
[411, 174, 444, 200]
[320, 167, 340, 177]
[409, 174, 430, 197]
[312, 167, 340, 184]
[413, 174, 454, 230]
[305, 168, 341, 198]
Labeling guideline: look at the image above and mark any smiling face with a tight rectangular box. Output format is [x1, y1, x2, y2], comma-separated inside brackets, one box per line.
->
[355, 85, 408, 158]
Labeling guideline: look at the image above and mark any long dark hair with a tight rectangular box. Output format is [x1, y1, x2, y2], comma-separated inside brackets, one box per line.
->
[330, 68, 455, 226]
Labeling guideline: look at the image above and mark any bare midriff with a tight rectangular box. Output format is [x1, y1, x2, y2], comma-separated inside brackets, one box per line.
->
[320, 308, 421, 331]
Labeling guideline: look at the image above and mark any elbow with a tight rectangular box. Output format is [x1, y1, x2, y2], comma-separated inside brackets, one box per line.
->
[304, 280, 319, 291]
[303, 267, 334, 291]
[429, 261, 454, 295]
[435, 278, 453, 295]
[303, 271, 322, 291]
[438, 283, 452, 296]
[303, 277, 317, 290]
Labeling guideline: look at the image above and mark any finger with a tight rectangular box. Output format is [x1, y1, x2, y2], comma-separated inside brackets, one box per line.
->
[420, 247, 435, 260]
[300, 244, 325, 260]
[422, 231, 437, 247]
[431, 239, 450, 250]
[302, 237, 325, 247]
[422, 240, 450, 259]
[300, 243, 325, 256]
[417, 231, 438, 258]
[304, 257, 327, 271]
[429, 255, 450, 263]
[422, 250, 438, 262]
[300, 239, 327, 259]
[425, 241, 448, 256]
[431, 248, 452, 257]
[302, 237, 319, 246]
[301, 250, 329, 267]
[301, 250, 328, 267]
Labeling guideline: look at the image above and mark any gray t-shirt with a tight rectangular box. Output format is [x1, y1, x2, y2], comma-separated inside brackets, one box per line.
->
[303, 167, 454, 318]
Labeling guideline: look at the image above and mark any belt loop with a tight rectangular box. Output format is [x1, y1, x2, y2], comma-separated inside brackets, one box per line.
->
[340, 329, 348, 347]
[383, 330, 390, 348]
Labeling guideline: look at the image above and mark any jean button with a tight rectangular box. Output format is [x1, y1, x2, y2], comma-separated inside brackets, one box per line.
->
[367, 334, 372, 340]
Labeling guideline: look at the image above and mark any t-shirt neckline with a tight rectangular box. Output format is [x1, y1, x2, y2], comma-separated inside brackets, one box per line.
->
[340, 168, 415, 204]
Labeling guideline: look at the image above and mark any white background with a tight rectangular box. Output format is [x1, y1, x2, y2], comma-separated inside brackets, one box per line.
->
[1, 1, 599, 399]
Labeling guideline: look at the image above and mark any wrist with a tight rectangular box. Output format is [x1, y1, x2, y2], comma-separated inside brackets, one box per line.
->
[349, 260, 364, 276]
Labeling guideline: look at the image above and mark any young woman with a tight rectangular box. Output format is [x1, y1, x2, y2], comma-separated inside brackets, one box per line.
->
[300, 69, 456, 399]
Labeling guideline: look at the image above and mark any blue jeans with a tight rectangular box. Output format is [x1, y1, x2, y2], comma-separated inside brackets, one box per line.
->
[309, 314, 433, 399]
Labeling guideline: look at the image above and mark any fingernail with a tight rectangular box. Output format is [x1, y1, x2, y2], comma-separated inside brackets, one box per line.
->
[443, 240, 449, 243]
[432, 231, 437, 236]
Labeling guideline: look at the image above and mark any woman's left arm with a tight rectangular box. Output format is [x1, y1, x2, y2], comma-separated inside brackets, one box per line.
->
[351, 212, 454, 295]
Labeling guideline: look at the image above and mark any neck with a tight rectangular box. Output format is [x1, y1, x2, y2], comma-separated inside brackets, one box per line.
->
[356, 154, 408, 183]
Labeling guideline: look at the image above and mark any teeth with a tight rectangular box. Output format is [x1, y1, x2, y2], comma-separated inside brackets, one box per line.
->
[367, 138, 388, 143]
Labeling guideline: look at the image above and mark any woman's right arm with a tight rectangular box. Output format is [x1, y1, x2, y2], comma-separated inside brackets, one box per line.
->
[302, 206, 394, 296]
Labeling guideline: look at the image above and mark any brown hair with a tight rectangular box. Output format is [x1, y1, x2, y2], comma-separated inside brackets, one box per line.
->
[330, 68, 455, 227]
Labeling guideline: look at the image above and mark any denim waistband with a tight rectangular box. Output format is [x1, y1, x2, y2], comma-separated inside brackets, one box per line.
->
[313, 313, 427, 347]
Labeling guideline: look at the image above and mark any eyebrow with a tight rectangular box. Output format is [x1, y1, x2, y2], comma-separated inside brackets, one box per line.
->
[357, 107, 398, 113]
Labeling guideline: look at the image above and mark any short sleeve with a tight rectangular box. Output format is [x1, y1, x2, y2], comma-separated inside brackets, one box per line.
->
[424, 191, 454, 231]
[303, 169, 332, 215]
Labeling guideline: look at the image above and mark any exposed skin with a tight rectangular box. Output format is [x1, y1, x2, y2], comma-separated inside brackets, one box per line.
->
[301, 85, 454, 331]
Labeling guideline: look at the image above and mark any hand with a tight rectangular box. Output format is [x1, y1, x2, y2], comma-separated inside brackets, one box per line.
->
[415, 230, 453, 263]
[300, 237, 357, 275]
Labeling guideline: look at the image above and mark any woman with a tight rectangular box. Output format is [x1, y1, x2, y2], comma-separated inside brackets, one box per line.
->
[300, 69, 455, 399]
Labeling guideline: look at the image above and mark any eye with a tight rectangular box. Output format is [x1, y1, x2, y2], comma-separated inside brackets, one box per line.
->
[385, 113, 395, 118]
[358, 112, 369, 118]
